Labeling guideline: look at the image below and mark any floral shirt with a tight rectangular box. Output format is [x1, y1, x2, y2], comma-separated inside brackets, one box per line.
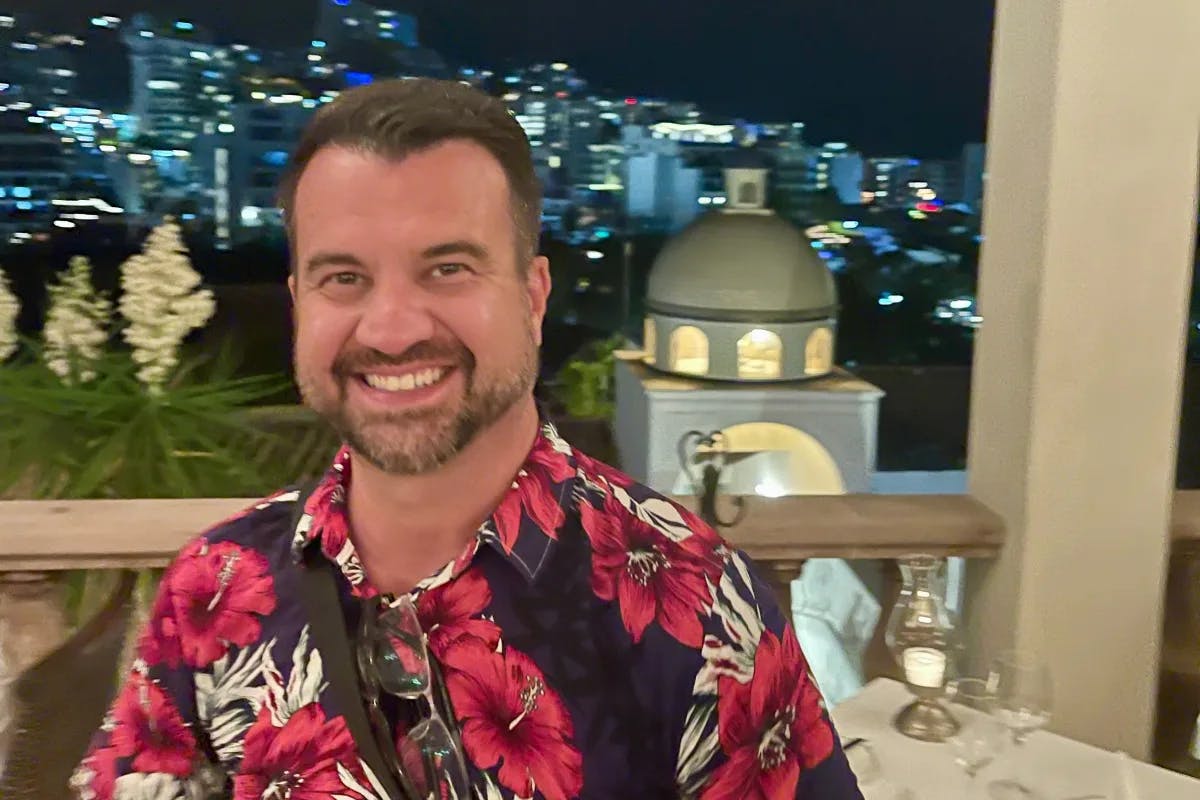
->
[73, 421, 862, 800]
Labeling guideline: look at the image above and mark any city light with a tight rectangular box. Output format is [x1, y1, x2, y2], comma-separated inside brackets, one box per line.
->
[217, 123, 236, 133]
[878, 293, 905, 306]
[128, 153, 152, 164]
[312, 40, 326, 48]
[190, 51, 211, 61]
[269, 94, 304, 104]
[586, 250, 604, 260]
[175, 21, 195, 31]
[53, 220, 76, 229]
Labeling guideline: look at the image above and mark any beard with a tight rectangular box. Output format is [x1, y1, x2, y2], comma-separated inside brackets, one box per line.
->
[296, 327, 538, 476]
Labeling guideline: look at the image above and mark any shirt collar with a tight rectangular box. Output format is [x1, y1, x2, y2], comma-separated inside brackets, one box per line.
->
[290, 418, 580, 593]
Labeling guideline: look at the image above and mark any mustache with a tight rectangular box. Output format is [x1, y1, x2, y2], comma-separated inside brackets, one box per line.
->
[332, 340, 473, 377]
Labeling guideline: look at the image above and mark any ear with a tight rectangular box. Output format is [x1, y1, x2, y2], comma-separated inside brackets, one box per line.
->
[287, 273, 297, 305]
[525, 255, 551, 345]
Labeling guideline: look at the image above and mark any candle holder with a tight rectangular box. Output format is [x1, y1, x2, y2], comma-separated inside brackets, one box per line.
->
[885, 554, 959, 742]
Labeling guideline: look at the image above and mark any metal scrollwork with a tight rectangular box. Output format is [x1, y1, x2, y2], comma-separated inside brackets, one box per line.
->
[677, 429, 747, 530]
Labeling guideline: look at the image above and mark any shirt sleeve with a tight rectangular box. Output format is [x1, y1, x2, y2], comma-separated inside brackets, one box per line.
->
[71, 569, 222, 800]
[675, 549, 865, 799]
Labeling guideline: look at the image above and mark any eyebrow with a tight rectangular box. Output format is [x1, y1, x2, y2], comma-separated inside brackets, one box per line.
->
[302, 240, 491, 275]
[421, 240, 490, 261]
[303, 251, 366, 275]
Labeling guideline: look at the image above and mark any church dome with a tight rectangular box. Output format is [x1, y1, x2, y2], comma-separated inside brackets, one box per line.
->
[641, 162, 839, 382]
[646, 212, 837, 321]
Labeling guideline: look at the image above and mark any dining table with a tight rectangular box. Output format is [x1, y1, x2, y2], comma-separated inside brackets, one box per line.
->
[830, 678, 1200, 800]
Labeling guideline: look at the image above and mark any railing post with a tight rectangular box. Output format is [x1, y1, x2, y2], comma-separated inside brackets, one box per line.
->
[762, 559, 805, 618]
[0, 571, 68, 673]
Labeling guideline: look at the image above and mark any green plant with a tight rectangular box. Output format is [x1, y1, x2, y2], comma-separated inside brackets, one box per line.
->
[0, 339, 296, 500]
[552, 334, 624, 420]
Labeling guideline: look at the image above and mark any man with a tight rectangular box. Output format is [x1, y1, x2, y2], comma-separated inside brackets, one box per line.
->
[74, 79, 862, 799]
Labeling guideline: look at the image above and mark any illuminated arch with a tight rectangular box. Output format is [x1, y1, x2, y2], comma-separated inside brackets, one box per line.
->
[672, 422, 846, 496]
[737, 328, 782, 379]
[805, 327, 834, 375]
[669, 325, 709, 375]
[643, 317, 657, 365]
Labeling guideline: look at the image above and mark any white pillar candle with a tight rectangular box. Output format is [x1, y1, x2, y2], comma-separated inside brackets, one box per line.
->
[903, 646, 946, 688]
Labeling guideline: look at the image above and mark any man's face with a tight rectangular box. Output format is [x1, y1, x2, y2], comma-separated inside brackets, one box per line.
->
[289, 140, 550, 475]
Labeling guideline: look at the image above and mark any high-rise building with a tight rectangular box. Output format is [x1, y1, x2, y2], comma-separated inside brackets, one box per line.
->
[194, 97, 316, 246]
[0, 14, 84, 109]
[315, 0, 419, 49]
[864, 157, 920, 208]
[961, 143, 986, 213]
[757, 122, 808, 220]
[0, 110, 71, 242]
[827, 152, 865, 205]
[309, 0, 445, 80]
[501, 63, 600, 190]
[122, 15, 237, 148]
[622, 126, 701, 231]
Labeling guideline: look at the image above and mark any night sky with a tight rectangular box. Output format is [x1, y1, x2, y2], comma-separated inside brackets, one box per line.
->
[11, 0, 995, 157]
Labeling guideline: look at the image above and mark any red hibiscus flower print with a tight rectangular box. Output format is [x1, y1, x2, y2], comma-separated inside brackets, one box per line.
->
[581, 495, 723, 647]
[700, 629, 835, 800]
[75, 746, 120, 799]
[234, 704, 362, 800]
[109, 672, 197, 776]
[305, 454, 354, 562]
[143, 540, 278, 669]
[575, 448, 635, 489]
[491, 434, 576, 551]
[443, 639, 583, 800]
[417, 568, 501, 659]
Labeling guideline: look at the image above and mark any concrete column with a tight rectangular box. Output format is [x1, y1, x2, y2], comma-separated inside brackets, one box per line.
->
[965, 0, 1200, 756]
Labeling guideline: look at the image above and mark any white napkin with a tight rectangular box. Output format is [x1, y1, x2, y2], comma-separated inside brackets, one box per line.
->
[1111, 751, 1142, 800]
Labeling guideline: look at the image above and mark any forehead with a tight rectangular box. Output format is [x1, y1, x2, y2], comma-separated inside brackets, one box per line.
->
[290, 140, 516, 254]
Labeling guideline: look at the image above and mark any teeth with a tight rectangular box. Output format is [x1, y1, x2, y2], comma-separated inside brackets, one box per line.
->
[364, 368, 445, 392]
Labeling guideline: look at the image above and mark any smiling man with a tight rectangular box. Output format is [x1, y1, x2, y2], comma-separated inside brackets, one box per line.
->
[73, 79, 862, 800]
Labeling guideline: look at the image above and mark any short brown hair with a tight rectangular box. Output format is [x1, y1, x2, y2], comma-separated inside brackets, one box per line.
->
[278, 78, 542, 266]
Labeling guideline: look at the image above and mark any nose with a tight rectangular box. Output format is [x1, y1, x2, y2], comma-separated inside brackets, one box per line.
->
[353, 278, 437, 356]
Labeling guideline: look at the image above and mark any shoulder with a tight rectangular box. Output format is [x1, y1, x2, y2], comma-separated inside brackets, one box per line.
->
[174, 486, 303, 564]
[572, 448, 769, 644]
[138, 486, 303, 672]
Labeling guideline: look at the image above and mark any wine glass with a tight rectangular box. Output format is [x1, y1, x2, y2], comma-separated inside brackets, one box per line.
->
[947, 678, 1006, 797]
[987, 650, 1053, 800]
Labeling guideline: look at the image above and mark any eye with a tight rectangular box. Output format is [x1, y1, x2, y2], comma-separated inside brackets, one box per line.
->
[431, 263, 469, 279]
[316, 271, 363, 289]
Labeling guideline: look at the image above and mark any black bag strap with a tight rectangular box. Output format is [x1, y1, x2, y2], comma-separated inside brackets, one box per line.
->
[290, 481, 411, 800]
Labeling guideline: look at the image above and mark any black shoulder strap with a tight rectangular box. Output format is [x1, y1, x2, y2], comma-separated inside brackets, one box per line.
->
[290, 481, 410, 800]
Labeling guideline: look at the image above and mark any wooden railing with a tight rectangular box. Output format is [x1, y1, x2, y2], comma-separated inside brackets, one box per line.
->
[1, 490, 1197, 773]
[0, 492, 1004, 670]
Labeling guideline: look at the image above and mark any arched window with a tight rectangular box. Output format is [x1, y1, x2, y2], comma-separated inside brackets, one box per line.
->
[737, 181, 758, 206]
[643, 317, 657, 365]
[805, 327, 834, 375]
[669, 325, 709, 375]
[737, 328, 782, 379]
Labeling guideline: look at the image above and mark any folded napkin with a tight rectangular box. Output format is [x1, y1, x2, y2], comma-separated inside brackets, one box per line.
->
[1111, 751, 1141, 800]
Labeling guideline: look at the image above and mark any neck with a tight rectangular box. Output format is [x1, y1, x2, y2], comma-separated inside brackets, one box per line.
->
[345, 397, 541, 593]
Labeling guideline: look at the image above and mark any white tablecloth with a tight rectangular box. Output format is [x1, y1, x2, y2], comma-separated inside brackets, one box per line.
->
[830, 679, 1200, 800]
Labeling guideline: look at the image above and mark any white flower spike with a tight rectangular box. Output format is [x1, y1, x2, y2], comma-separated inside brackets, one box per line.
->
[42, 255, 112, 384]
[118, 219, 215, 393]
[0, 266, 18, 363]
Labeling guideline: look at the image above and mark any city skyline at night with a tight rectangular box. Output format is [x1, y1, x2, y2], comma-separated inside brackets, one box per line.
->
[8, 0, 995, 157]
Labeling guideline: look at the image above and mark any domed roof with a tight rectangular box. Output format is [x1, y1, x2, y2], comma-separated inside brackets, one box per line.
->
[646, 211, 837, 321]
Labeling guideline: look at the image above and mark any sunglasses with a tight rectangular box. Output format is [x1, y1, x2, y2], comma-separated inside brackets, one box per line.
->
[357, 595, 470, 800]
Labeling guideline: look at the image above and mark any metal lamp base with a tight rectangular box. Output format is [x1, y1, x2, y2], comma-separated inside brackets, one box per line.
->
[893, 697, 960, 742]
